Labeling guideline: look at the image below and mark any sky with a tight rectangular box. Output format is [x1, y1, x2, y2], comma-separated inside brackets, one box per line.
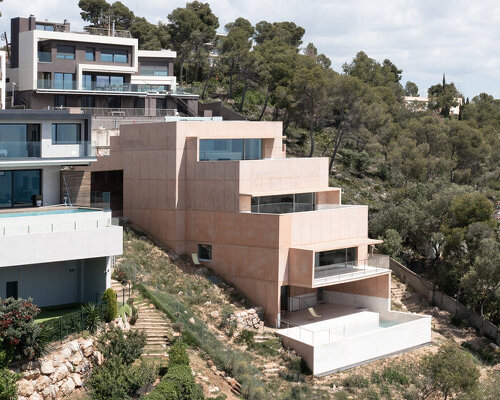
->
[1, 0, 499, 99]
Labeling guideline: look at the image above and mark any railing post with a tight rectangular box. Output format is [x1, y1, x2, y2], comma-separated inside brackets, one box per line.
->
[81, 308, 84, 332]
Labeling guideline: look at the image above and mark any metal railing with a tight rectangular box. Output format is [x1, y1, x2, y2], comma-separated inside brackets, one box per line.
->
[313, 258, 389, 284]
[287, 293, 317, 312]
[50, 107, 176, 117]
[83, 26, 132, 38]
[37, 51, 51, 62]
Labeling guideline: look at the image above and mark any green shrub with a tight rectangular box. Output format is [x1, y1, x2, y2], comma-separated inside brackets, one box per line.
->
[360, 388, 380, 400]
[102, 288, 118, 322]
[82, 303, 101, 334]
[97, 326, 146, 365]
[381, 365, 410, 385]
[145, 380, 179, 400]
[0, 298, 46, 361]
[168, 341, 190, 367]
[118, 304, 132, 323]
[0, 344, 20, 400]
[130, 305, 139, 325]
[164, 364, 202, 400]
[342, 374, 370, 390]
[235, 330, 255, 348]
[112, 268, 128, 283]
[86, 355, 155, 400]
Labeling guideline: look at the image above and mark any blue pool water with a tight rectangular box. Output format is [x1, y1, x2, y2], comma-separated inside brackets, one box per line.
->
[379, 320, 400, 328]
[0, 208, 97, 218]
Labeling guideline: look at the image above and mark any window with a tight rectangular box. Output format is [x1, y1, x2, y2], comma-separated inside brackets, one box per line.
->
[81, 96, 95, 107]
[36, 24, 54, 31]
[54, 95, 66, 107]
[54, 73, 74, 90]
[199, 139, 262, 161]
[101, 49, 128, 63]
[107, 97, 121, 108]
[96, 75, 110, 89]
[85, 48, 95, 61]
[0, 170, 41, 208]
[315, 247, 357, 268]
[139, 65, 170, 76]
[110, 76, 124, 87]
[52, 124, 81, 144]
[198, 244, 212, 261]
[82, 74, 93, 90]
[251, 192, 315, 214]
[0, 124, 41, 158]
[56, 45, 75, 60]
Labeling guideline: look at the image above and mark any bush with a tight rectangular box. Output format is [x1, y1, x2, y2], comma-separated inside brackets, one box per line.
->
[130, 305, 139, 325]
[342, 374, 370, 390]
[145, 380, 179, 400]
[235, 330, 255, 348]
[82, 303, 101, 334]
[0, 344, 20, 400]
[112, 268, 128, 284]
[168, 341, 190, 367]
[0, 298, 46, 361]
[421, 343, 480, 399]
[86, 355, 155, 400]
[102, 289, 118, 322]
[381, 365, 410, 386]
[164, 364, 202, 400]
[97, 326, 146, 365]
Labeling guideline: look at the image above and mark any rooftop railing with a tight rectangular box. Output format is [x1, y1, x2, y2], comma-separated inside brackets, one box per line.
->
[83, 26, 132, 38]
[313, 258, 389, 284]
[48, 106, 176, 117]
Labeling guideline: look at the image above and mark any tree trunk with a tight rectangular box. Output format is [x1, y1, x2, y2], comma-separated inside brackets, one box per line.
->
[329, 130, 344, 172]
[308, 127, 315, 157]
[201, 64, 215, 100]
[179, 60, 184, 87]
[238, 80, 248, 112]
[258, 89, 270, 121]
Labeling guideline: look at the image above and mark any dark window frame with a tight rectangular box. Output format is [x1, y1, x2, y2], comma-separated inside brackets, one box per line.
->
[85, 47, 95, 61]
[197, 244, 212, 261]
[51, 123, 82, 145]
[56, 45, 75, 60]
[100, 48, 128, 63]
[0, 169, 42, 209]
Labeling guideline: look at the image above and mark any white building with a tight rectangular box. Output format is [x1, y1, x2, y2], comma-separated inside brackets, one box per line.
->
[0, 110, 122, 306]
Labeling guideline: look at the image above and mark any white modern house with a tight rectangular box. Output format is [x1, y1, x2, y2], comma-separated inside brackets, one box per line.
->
[0, 110, 122, 306]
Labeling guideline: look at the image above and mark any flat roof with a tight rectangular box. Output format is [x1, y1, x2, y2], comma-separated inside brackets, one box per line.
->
[292, 238, 383, 252]
[240, 187, 341, 197]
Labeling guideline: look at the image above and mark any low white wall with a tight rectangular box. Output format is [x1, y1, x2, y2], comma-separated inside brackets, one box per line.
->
[0, 257, 109, 306]
[312, 312, 431, 375]
[324, 290, 390, 312]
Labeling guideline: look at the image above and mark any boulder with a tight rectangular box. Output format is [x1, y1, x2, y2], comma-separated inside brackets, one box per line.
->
[60, 347, 72, 359]
[209, 310, 219, 318]
[93, 351, 104, 366]
[60, 377, 76, 396]
[69, 351, 83, 366]
[71, 373, 83, 388]
[23, 367, 40, 380]
[40, 361, 54, 375]
[21, 361, 40, 371]
[52, 365, 69, 382]
[67, 340, 80, 354]
[28, 392, 42, 400]
[17, 379, 35, 397]
[41, 384, 58, 399]
[189, 317, 195, 324]
[34, 375, 51, 392]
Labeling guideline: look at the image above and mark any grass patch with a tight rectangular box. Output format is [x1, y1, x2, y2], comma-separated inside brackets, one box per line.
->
[35, 304, 81, 323]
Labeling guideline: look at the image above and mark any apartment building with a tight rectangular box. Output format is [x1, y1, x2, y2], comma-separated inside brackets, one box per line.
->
[7, 16, 197, 116]
[0, 51, 5, 110]
[77, 120, 430, 374]
[0, 110, 122, 307]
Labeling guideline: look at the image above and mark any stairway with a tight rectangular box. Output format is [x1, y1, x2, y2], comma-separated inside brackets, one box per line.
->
[391, 286, 405, 303]
[109, 280, 170, 357]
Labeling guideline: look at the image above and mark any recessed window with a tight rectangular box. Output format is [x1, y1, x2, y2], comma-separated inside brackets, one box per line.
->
[101, 49, 128, 63]
[56, 45, 75, 60]
[85, 48, 95, 61]
[54, 95, 66, 107]
[54, 73, 74, 90]
[199, 139, 262, 161]
[139, 65, 169, 76]
[52, 124, 81, 144]
[36, 24, 54, 31]
[198, 244, 212, 261]
[81, 96, 95, 108]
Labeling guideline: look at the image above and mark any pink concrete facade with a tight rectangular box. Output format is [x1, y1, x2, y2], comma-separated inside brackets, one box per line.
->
[87, 121, 386, 325]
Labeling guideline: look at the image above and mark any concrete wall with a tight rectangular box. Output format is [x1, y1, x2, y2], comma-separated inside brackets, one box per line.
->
[0, 257, 109, 306]
[0, 210, 122, 267]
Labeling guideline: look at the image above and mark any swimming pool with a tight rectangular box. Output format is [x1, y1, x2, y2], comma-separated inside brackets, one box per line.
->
[379, 320, 400, 328]
[0, 208, 98, 218]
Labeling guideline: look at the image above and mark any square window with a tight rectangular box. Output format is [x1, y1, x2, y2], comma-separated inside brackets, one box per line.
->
[85, 48, 95, 61]
[56, 45, 75, 60]
[198, 244, 212, 261]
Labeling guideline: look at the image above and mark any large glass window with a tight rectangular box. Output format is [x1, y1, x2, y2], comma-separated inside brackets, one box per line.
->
[0, 124, 40, 158]
[110, 76, 124, 87]
[0, 170, 41, 208]
[85, 48, 95, 61]
[251, 192, 315, 214]
[315, 248, 357, 268]
[54, 95, 66, 107]
[139, 65, 169, 76]
[54, 73, 74, 90]
[198, 244, 212, 261]
[81, 96, 95, 108]
[101, 49, 128, 63]
[82, 74, 92, 90]
[36, 24, 54, 31]
[199, 139, 262, 161]
[56, 45, 75, 60]
[52, 124, 81, 144]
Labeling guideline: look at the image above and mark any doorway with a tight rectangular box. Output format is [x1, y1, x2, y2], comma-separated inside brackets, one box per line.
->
[6, 281, 18, 299]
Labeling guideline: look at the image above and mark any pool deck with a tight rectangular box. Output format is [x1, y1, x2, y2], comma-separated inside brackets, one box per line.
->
[281, 303, 367, 327]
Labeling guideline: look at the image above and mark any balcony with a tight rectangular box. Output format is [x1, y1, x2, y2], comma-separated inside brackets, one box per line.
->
[0, 141, 95, 161]
[37, 51, 51, 62]
[313, 258, 389, 285]
[37, 80, 171, 94]
[0, 206, 122, 267]
[0, 141, 40, 158]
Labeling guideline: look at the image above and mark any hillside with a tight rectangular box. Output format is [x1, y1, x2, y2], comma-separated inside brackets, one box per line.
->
[114, 227, 499, 400]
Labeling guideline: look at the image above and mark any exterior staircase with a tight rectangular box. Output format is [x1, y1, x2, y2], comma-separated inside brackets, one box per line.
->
[110, 280, 170, 357]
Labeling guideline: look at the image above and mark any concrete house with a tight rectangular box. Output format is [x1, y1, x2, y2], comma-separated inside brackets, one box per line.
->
[0, 110, 122, 307]
[76, 120, 431, 374]
[7, 15, 197, 116]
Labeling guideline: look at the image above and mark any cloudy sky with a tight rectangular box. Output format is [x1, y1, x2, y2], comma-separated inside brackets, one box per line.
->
[1, 0, 499, 98]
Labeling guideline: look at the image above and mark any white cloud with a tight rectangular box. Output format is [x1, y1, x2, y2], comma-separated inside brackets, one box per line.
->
[0, 0, 498, 97]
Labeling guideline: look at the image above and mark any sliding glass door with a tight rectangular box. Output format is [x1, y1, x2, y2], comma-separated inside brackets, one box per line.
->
[0, 170, 41, 208]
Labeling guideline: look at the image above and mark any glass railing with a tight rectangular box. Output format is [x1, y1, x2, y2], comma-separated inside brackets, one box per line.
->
[38, 51, 52, 62]
[37, 79, 77, 90]
[91, 191, 111, 210]
[0, 141, 95, 159]
[0, 142, 41, 158]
